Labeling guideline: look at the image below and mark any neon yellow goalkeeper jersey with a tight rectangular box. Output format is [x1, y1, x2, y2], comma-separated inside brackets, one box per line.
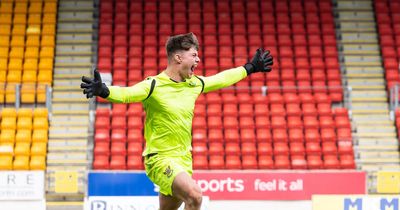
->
[106, 66, 247, 156]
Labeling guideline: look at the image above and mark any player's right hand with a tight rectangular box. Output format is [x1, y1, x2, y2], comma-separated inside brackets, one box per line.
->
[80, 67, 110, 98]
[244, 48, 273, 75]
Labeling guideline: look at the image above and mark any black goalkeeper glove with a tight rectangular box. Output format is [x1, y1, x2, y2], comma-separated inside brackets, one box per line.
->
[244, 48, 273, 75]
[80, 67, 110, 99]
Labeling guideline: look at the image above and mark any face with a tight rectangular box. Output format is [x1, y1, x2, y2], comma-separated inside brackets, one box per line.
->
[176, 47, 200, 80]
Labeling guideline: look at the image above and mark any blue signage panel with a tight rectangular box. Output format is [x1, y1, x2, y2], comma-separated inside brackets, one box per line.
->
[88, 171, 157, 196]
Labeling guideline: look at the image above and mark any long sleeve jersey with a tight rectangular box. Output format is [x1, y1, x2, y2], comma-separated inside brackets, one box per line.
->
[106, 66, 248, 156]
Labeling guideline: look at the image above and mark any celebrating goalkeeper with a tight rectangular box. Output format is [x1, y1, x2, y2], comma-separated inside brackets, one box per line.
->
[80, 32, 273, 210]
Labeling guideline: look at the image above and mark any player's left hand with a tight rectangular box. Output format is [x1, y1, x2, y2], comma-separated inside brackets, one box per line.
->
[244, 48, 273, 75]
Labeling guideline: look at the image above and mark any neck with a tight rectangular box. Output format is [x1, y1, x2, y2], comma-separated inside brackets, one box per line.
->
[165, 66, 184, 82]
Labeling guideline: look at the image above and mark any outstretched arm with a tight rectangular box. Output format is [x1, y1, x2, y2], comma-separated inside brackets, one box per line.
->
[106, 80, 151, 103]
[199, 48, 273, 93]
[199, 66, 247, 93]
[80, 68, 151, 103]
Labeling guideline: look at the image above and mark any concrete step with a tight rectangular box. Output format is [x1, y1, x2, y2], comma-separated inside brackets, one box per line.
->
[53, 91, 87, 101]
[352, 101, 389, 109]
[338, 11, 375, 21]
[347, 78, 386, 86]
[357, 132, 397, 138]
[49, 126, 89, 138]
[357, 158, 400, 164]
[340, 38, 378, 44]
[350, 85, 386, 91]
[336, 0, 372, 10]
[351, 97, 386, 102]
[352, 113, 391, 121]
[47, 158, 88, 165]
[50, 115, 89, 126]
[356, 125, 396, 133]
[353, 120, 393, 127]
[357, 151, 400, 159]
[57, 23, 93, 33]
[339, 22, 376, 32]
[352, 110, 389, 115]
[58, 11, 94, 22]
[56, 34, 92, 44]
[343, 60, 381, 67]
[342, 44, 380, 51]
[360, 164, 400, 172]
[56, 45, 92, 56]
[46, 165, 88, 171]
[58, 0, 94, 11]
[55, 55, 92, 65]
[351, 90, 387, 98]
[355, 144, 399, 151]
[48, 139, 88, 147]
[54, 74, 85, 80]
[346, 73, 383, 78]
[51, 103, 90, 115]
[345, 66, 384, 74]
[343, 55, 381, 62]
[341, 33, 378, 41]
[54, 67, 91, 76]
[48, 145, 88, 153]
[343, 50, 380, 56]
[356, 138, 399, 146]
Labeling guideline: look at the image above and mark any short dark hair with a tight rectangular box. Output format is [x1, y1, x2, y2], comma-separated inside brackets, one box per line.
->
[165, 32, 199, 59]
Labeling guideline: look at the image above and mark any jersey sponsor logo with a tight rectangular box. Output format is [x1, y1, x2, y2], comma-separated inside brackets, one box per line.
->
[163, 165, 173, 178]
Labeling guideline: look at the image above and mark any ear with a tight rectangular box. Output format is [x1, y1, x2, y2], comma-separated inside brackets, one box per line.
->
[174, 53, 182, 64]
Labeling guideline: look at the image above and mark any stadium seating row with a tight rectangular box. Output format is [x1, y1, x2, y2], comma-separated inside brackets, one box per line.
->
[0, 0, 57, 88]
[0, 107, 48, 170]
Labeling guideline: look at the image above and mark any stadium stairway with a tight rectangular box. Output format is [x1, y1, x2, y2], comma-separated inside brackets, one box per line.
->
[335, 0, 400, 192]
[46, 0, 95, 207]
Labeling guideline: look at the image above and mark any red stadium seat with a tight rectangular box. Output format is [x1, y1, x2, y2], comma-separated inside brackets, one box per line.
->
[209, 142, 224, 155]
[93, 155, 109, 170]
[242, 155, 258, 169]
[274, 155, 291, 169]
[111, 129, 126, 142]
[241, 129, 256, 142]
[95, 129, 110, 142]
[290, 142, 305, 155]
[127, 129, 143, 142]
[110, 155, 126, 170]
[321, 128, 337, 142]
[127, 155, 143, 170]
[127, 142, 142, 155]
[209, 129, 223, 142]
[241, 142, 257, 155]
[291, 155, 308, 169]
[324, 155, 340, 169]
[225, 142, 240, 155]
[94, 142, 110, 156]
[256, 129, 272, 142]
[111, 142, 127, 155]
[288, 128, 304, 142]
[192, 142, 208, 156]
[95, 116, 110, 129]
[193, 155, 208, 169]
[258, 155, 274, 169]
[209, 155, 225, 169]
[111, 116, 126, 129]
[340, 155, 356, 169]
[224, 128, 240, 142]
[273, 142, 289, 155]
[225, 155, 242, 169]
[307, 155, 323, 169]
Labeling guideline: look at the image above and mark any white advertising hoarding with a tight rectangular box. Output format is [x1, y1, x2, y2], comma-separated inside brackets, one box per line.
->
[0, 171, 44, 200]
[85, 196, 209, 210]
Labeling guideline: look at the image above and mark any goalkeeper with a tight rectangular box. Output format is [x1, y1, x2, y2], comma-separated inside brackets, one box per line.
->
[81, 32, 273, 210]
